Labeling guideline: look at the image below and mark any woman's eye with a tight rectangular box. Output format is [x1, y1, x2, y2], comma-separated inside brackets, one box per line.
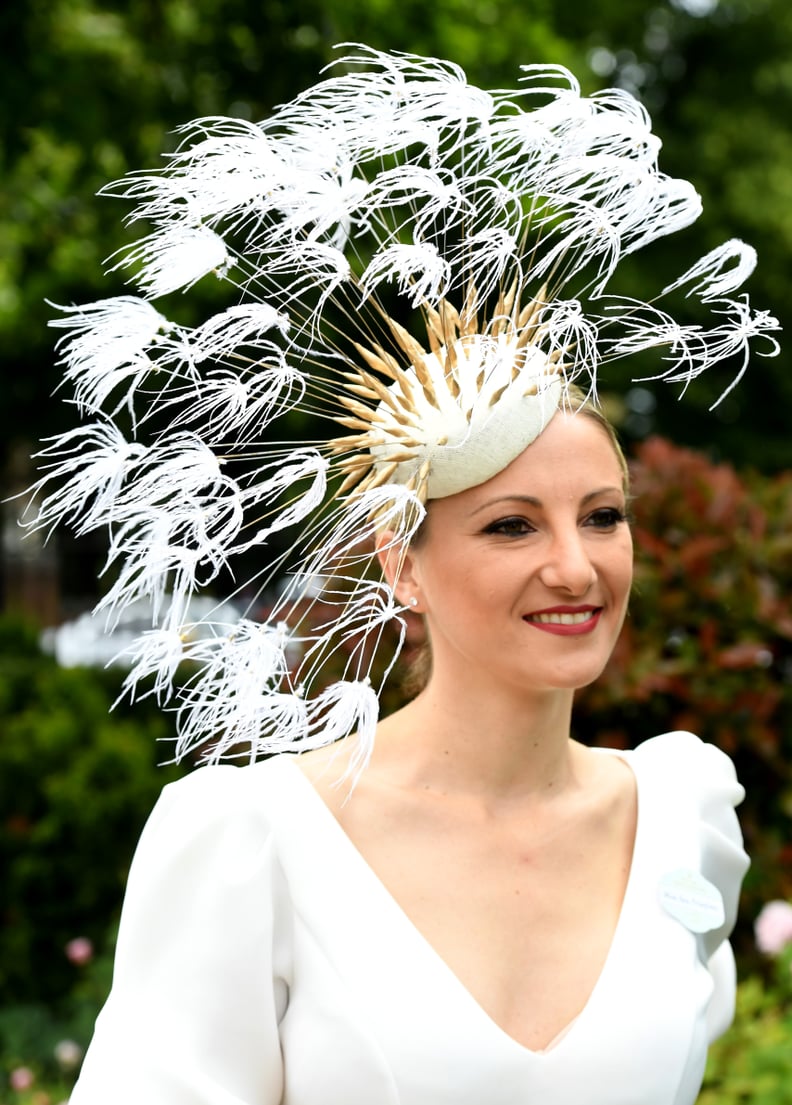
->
[585, 507, 628, 529]
[483, 516, 534, 536]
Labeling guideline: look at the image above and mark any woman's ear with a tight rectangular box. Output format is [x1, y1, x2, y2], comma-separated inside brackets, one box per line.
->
[376, 529, 423, 611]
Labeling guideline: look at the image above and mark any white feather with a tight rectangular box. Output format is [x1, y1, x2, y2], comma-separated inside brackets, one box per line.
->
[32, 47, 780, 779]
[108, 225, 230, 297]
[662, 240, 758, 302]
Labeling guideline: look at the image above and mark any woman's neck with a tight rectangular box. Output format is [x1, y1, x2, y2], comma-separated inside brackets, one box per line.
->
[370, 673, 579, 806]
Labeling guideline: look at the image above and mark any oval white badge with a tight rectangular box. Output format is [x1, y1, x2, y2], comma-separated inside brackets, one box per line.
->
[658, 868, 725, 934]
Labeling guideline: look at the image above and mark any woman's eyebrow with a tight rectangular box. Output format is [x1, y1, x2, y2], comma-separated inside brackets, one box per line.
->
[469, 486, 623, 516]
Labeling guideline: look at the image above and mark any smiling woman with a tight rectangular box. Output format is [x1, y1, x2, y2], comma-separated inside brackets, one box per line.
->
[396, 387, 631, 694]
[34, 46, 765, 1105]
[379, 413, 633, 701]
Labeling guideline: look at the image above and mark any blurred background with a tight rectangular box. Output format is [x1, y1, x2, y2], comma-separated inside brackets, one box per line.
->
[1, 1, 791, 1101]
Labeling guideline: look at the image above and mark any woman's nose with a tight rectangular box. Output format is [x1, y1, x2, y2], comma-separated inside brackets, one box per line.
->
[537, 531, 597, 595]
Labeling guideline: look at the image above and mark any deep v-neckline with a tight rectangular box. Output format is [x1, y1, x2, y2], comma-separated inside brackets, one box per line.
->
[276, 748, 642, 1058]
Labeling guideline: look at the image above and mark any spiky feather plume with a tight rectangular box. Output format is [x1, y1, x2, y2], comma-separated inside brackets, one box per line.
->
[25, 46, 780, 775]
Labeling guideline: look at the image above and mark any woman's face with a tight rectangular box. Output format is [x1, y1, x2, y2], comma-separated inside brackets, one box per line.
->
[394, 412, 633, 697]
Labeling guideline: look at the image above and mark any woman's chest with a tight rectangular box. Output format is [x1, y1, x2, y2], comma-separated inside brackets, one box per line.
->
[350, 803, 636, 1050]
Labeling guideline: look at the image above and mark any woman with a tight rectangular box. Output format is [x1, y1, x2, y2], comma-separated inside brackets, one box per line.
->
[68, 400, 747, 1105]
[34, 47, 772, 1104]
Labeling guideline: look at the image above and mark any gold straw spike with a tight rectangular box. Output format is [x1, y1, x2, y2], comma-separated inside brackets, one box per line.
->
[426, 324, 442, 358]
[365, 460, 400, 489]
[444, 358, 461, 399]
[373, 423, 418, 443]
[444, 337, 458, 376]
[337, 453, 376, 471]
[409, 355, 438, 407]
[367, 406, 415, 430]
[369, 342, 417, 405]
[352, 342, 394, 379]
[402, 478, 428, 506]
[357, 369, 407, 415]
[337, 465, 373, 495]
[352, 472, 375, 495]
[386, 317, 431, 367]
[343, 366, 387, 395]
[346, 382, 384, 402]
[460, 282, 479, 336]
[371, 343, 404, 377]
[517, 282, 548, 330]
[352, 338, 418, 409]
[350, 341, 401, 388]
[488, 381, 511, 408]
[329, 433, 379, 452]
[501, 276, 520, 319]
[516, 324, 545, 349]
[422, 303, 445, 354]
[416, 459, 432, 503]
[387, 409, 416, 429]
[338, 395, 377, 420]
[439, 299, 461, 347]
[383, 448, 420, 463]
[335, 415, 377, 432]
[491, 277, 519, 337]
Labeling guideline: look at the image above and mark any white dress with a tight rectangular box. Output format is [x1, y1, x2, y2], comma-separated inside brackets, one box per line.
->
[70, 732, 748, 1105]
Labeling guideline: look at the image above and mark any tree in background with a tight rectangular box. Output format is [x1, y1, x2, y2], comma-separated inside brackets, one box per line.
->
[1, 0, 789, 478]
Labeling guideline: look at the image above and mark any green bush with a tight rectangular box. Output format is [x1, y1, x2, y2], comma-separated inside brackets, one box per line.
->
[700, 948, 792, 1103]
[0, 929, 115, 1101]
[0, 616, 185, 1006]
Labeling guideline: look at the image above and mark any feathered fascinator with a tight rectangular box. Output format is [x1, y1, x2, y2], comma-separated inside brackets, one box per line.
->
[28, 46, 780, 775]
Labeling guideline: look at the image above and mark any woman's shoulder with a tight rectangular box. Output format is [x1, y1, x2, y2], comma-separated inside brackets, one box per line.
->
[625, 731, 749, 933]
[163, 753, 298, 796]
[627, 731, 743, 801]
[140, 754, 303, 845]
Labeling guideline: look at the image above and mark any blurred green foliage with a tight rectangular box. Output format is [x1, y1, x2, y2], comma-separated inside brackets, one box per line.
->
[700, 947, 792, 1103]
[1, 0, 791, 475]
[0, 931, 115, 1101]
[0, 617, 185, 1006]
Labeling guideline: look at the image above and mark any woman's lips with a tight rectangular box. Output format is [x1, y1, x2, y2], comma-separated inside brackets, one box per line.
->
[522, 606, 603, 635]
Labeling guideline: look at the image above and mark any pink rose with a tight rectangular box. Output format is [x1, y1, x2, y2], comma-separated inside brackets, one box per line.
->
[64, 936, 94, 966]
[9, 1066, 35, 1091]
[755, 900, 792, 955]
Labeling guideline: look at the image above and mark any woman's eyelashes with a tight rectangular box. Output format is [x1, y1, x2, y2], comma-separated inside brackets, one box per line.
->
[481, 506, 628, 537]
[584, 507, 629, 530]
[482, 516, 536, 537]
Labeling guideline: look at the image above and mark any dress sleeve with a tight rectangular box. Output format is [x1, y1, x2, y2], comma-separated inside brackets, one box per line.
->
[682, 734, 749, 1042]
[70, 765, 289, 1105]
